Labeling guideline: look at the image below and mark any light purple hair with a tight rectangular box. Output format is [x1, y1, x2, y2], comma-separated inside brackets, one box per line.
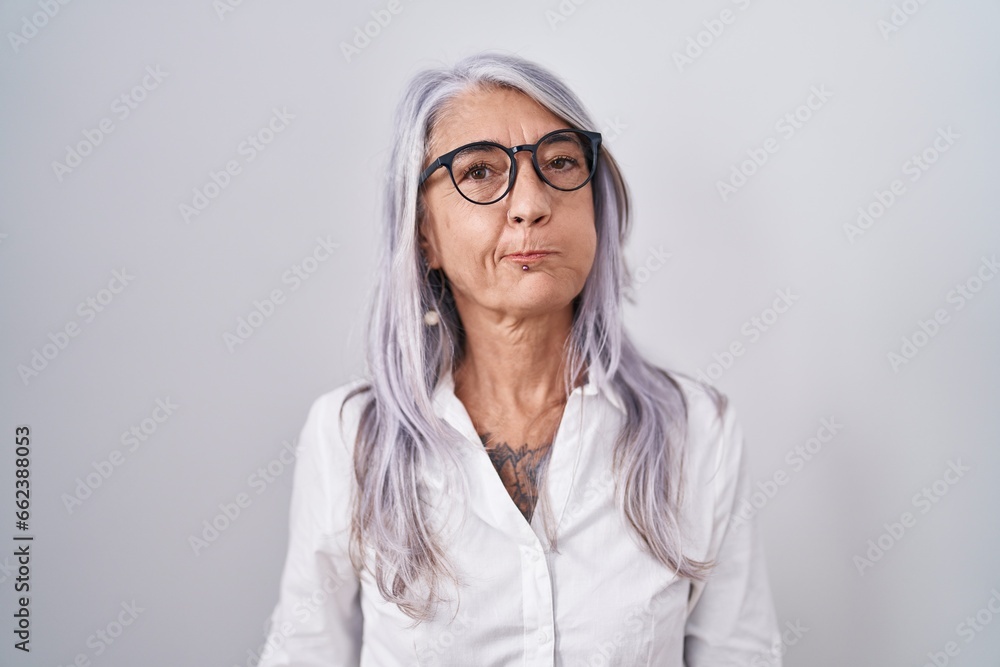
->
[342, 51, 725, 623]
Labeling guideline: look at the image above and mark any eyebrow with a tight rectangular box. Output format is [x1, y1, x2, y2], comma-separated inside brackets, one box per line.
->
[455, 132, 568, 149]
[465, 137, 505, 147]
[457, 144, 502, 156]
[542, 134, 580, 147]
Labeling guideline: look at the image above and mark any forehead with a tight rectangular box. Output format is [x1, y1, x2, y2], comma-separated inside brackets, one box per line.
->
[427, 86, 568, 157]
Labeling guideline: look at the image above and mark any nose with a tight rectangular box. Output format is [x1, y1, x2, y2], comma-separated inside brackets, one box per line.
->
[506, 151, 551, 225]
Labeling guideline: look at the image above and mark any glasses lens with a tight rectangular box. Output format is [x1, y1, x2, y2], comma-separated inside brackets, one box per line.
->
[536, 131, 594, 191]
[451, 144, 511, 203]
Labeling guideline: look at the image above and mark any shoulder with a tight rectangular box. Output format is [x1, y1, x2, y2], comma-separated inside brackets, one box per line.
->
[288, 379, 372, 550]
[664, 372, 750, 557]
[666, 370, 744, 484]
[665, 371, 732, 433]
[300, 377, 374, 458]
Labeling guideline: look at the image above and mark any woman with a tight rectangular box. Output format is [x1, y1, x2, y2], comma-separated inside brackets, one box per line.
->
[258, 52, 782, 666]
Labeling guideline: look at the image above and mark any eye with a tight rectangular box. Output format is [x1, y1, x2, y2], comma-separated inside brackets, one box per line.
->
[463, 162, 491, 180]
[451, 145, 508, 185]
[545, 156, 578, 171]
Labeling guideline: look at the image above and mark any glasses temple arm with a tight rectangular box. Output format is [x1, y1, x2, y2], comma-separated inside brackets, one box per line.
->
[419, 158, 443, 185]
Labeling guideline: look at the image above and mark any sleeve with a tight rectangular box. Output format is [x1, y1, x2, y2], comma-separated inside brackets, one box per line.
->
[257, 390, 364, 667]
[683, 397, 784, 667]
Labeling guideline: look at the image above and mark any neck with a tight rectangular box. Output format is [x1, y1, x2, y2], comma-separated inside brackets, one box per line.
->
[453, 303, 583, 415]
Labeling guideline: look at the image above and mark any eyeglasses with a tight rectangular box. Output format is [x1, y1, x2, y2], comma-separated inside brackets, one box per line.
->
[419, 128, 602, 205]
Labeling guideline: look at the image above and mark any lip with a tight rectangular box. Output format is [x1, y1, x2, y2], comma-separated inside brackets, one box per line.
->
[504, 251, 553, 262]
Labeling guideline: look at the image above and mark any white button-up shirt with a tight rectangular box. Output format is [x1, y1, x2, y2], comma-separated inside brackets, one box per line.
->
[257, 370, 782, 666]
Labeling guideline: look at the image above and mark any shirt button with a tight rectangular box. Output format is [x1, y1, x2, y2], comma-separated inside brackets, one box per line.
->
[537, 629, 548, 644]
[521, 546, 543, 563]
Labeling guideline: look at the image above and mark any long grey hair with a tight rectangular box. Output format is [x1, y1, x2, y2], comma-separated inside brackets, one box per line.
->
[342, 51, 726, 623]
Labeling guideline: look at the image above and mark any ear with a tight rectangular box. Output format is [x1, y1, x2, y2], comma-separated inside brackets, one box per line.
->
[417, 216, 440, 269]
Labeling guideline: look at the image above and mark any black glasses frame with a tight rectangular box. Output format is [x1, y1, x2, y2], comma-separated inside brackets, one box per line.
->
[418, 128, 603, 205]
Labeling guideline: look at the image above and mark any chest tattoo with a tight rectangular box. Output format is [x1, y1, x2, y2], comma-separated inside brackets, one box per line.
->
[479, 432, 554, 524]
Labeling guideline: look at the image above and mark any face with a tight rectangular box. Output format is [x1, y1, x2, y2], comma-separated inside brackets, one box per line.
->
[418, 86, 597, 321]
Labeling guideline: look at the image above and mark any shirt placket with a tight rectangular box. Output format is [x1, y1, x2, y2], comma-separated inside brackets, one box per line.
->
[523, 389, 588, 666]
[434, 375, 588, 667]
[520, 538, 555, 665]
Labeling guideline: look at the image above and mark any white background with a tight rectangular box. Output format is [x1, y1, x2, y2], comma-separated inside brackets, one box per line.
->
[1, 1, 998, 665]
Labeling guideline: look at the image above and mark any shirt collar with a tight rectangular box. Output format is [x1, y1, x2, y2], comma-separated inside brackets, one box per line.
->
[431, 367, 625, 421]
